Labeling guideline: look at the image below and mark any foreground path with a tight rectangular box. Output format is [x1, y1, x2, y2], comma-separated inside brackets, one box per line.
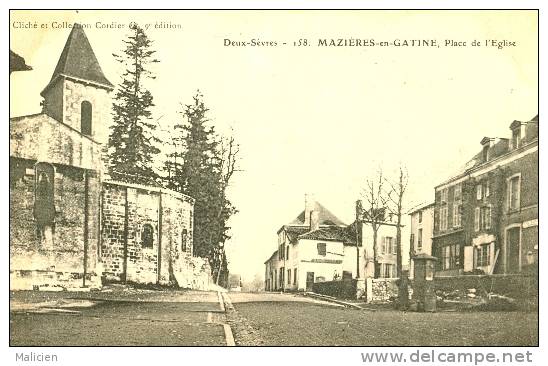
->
[10, 290, 227, 346]
[226, 292, 538, 346]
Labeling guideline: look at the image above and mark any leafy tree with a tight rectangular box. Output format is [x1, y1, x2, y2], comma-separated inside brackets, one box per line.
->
[165, 92, 239, 285]
[108, 24, 160, 185]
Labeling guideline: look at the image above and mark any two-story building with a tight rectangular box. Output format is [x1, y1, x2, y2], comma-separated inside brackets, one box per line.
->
[264, 194, 402, 292]
[432, 115, 538, 276]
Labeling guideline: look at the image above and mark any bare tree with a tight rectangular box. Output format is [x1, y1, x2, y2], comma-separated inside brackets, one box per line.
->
[383, 165, 409, 278]
[383, 165, 410, 310]
[214, 132, 241, 285]
[359, 169, 389, 278]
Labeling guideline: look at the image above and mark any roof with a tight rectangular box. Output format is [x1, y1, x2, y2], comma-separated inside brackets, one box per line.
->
[41, 24, 113, 95]
[408, 202, 436, 215]
[289, 201, 346, 226]
[298, 225, 357, 245]
[281, 226, 311, 242]
[436, 114, 538, 188]
[264, 250, 278, 264]
[10, 50, 32, 73]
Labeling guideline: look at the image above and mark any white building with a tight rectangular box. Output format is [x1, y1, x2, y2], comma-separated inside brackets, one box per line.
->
[264, 194, 402, 292]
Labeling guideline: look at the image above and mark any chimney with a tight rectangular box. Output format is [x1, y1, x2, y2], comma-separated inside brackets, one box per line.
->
[310, 210, 320, 232]
[304, 193, 316, 226]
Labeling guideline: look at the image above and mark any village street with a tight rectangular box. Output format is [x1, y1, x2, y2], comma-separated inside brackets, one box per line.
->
[226, 292, 538, 346]
[10, 289, 537, 346]
[10, 289, 227, 346]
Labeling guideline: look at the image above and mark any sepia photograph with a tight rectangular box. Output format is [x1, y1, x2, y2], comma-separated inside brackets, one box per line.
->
[8, 8, 538, 353]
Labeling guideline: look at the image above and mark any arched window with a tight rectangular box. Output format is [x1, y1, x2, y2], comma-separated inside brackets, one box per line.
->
[34, 162, 55, 226]
[81, 101, 92, 136]
[181, 229, 188, 252]
[142, 224, 154, 248]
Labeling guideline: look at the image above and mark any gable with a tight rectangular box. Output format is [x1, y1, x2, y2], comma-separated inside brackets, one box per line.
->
[10, 113, 102, 170]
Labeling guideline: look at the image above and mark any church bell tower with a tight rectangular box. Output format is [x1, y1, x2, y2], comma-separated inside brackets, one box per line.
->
[40, 23, 114, 145]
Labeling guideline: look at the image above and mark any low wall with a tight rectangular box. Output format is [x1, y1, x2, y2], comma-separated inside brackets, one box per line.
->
[430, 273, 538, 301]
[312, 279, 357, 299]
[369, 278, 399, 303]
[10, 269, 101, 291]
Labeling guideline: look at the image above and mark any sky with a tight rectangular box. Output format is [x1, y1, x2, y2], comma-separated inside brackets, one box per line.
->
[9, 10, 538, 282]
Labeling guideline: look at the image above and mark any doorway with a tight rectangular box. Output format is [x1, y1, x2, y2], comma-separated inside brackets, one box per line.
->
[506, 227, 521, 273]
[306, 272, 314, 291]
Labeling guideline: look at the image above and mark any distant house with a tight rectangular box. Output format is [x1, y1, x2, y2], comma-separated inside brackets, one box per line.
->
[264, 194, 402, 292]
[408, 202, 435, 278]
[432, 115, 538, 276]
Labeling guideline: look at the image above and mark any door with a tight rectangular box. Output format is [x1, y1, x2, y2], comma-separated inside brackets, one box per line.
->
[306, 272, 315, 291]
[506, 227, 520, 273]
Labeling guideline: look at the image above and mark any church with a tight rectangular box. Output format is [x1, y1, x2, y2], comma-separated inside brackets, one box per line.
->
[10, 24, 212, 291]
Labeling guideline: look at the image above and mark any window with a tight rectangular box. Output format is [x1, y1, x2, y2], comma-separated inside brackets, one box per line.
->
[453, 203, 462, 228]
[317, 242, 326, 256]
[474, 207, 480, 232]
[286, 245, 289, 259]
[293, 268, 298, 285]
[508, 175, 521, 211]
[485, 182, 490, 197]
[410, 233, 415, 251]
[287, 269, 291, 284]
[476, 244, 490, 267]
[481, 206, 492, 230]
[381, 263, 395, 278]
[453, 184, 462, 201]
[439, 206, 448, 231]
[382, 237, 395, 254]
[441, 244, 460, 270]
[81, 101, 92, 136]
[440, 188, 448, 203]
[142, 224, 154, 248]
[181, 229, 188, 252]
[482, 144, 489, 162]
[512, 128, 521, 149]
[34, 162, 55, 227]
[418, 211, 423, 223]
[279, 268, 284, 287]
[476, 184, 483, 200]
[417, 229, 423, 250]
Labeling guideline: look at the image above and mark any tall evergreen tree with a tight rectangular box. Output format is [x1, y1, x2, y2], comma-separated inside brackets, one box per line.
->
[108, 24, 160, 185]
[165, 92, 238, 285]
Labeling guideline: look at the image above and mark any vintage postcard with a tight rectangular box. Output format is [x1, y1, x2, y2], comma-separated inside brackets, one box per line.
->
[8, 8, 538, 357]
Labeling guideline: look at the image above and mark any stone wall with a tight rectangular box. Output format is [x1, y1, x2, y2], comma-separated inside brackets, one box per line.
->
[10, 114, 102, 171]
[10, 157, 101, 290]
[368, 278, 399, 303]
[429, 273, 538, 302]
[100, 181, 208, 288]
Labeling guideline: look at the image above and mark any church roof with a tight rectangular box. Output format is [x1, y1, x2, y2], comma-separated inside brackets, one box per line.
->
[41, 24, 113, 95]
[289, 202, 346, 226]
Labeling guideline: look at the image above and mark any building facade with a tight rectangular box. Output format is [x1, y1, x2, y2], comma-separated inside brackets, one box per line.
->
[264, 194, 401, 292]
[10, 24, 211, 291]
[432, 115, 538, 276]
[408, 203, 435, 278]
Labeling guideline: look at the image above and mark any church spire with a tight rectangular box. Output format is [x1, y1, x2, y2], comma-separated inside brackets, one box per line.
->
[41, 23, 113, 96]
